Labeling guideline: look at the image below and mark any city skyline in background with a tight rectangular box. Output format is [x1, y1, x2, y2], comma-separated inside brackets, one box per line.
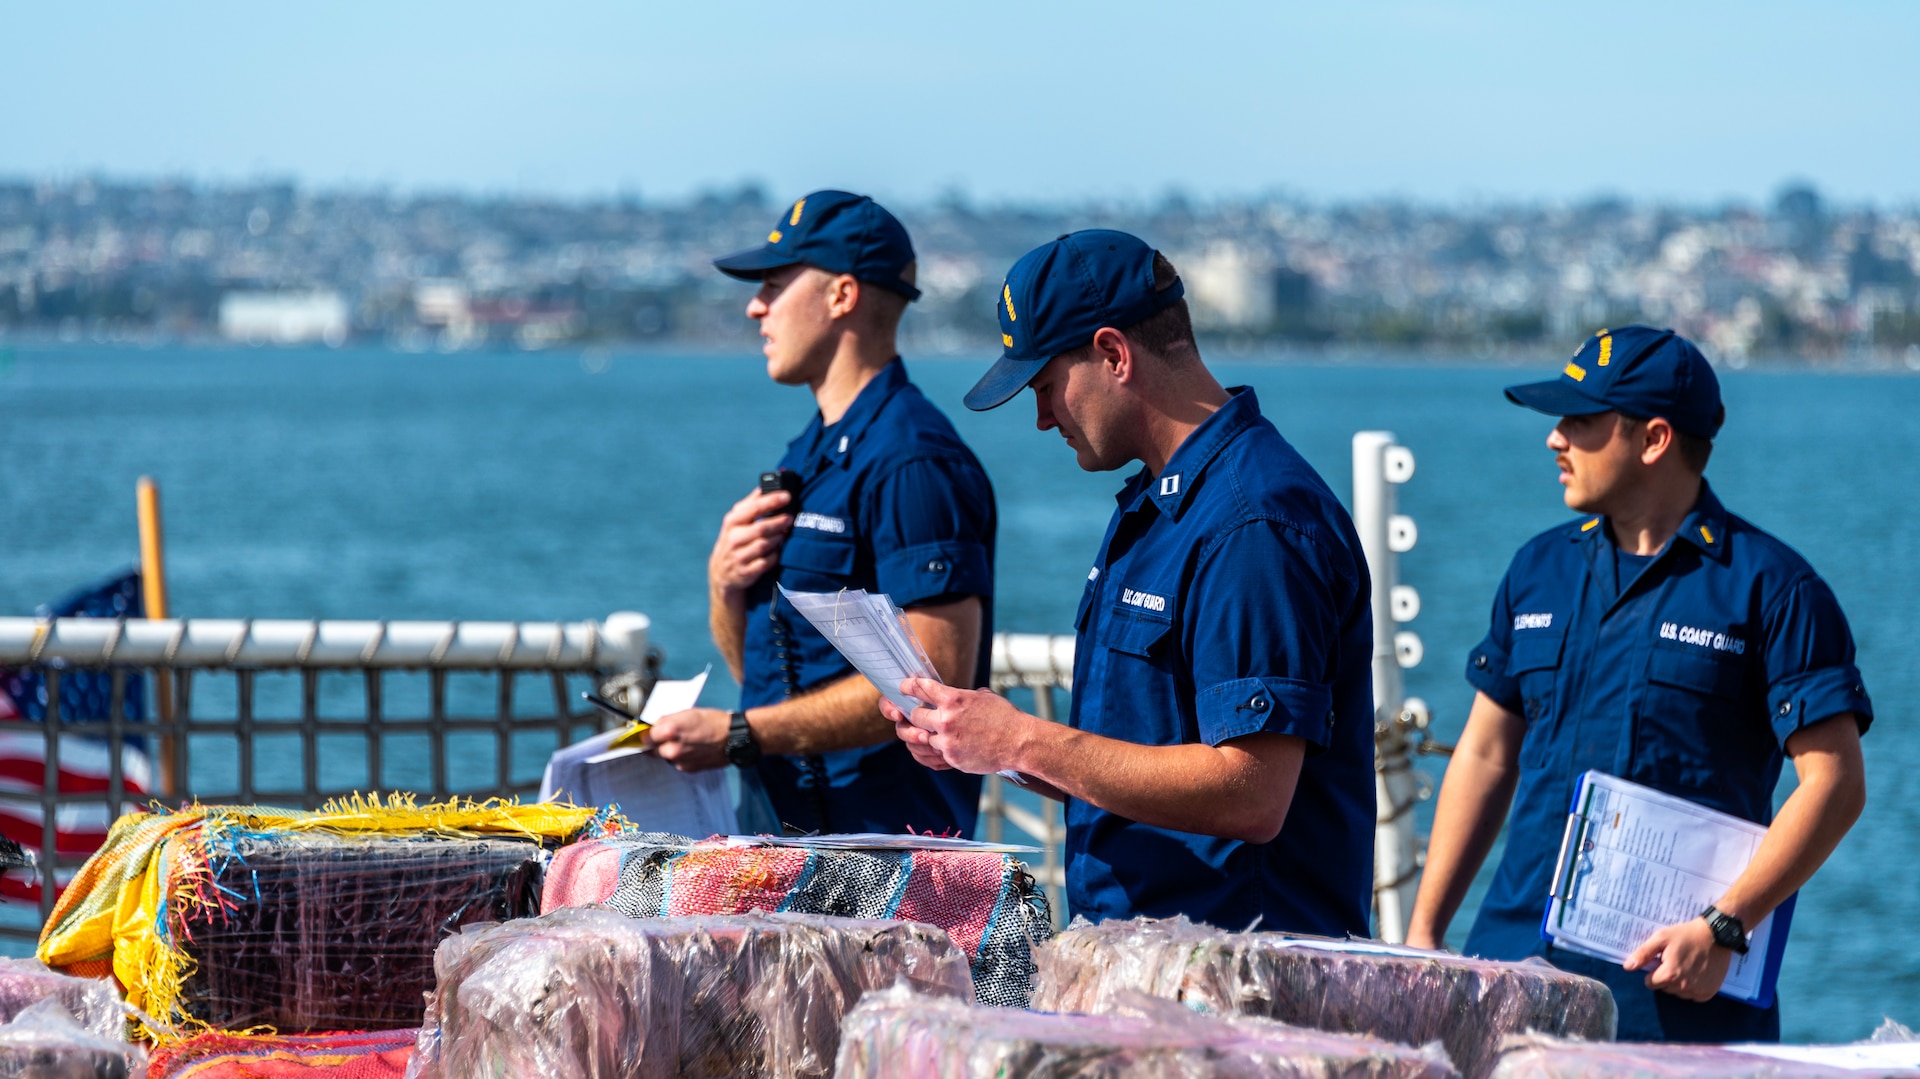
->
[5, 2, 1918, 206]
[5, 175, 1917, 362]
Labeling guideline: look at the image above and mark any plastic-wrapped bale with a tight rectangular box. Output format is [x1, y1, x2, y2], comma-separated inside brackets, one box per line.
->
[36, 797, 606, 1037]
[1031, 917, 1615, 1079]
[836, 985, 1460, 1079]
[0, 998, 146, 1079]
[149, 1029, 417, 1078]
[172, 831, 545, 1031]
[409, 905, 974, 1079]
[543, 833, 1050, 1006]
[0, 959, 122, 1039]
[1490, 1033, 1920, 1078]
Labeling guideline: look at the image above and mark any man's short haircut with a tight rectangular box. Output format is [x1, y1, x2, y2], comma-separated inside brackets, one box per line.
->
[1676, 428, 1715, 473]
[864, 279, 911, 331]
[836, 261, 912, 332]
[1619, 412, 1716, 474]
[1118, 252, 1199, 365]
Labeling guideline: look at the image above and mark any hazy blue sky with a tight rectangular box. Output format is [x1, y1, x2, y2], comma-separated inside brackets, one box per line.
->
[8, 1, 1916, 205]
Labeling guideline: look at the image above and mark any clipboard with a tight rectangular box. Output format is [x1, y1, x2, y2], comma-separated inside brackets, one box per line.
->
[1543, 770, 1794, 1009]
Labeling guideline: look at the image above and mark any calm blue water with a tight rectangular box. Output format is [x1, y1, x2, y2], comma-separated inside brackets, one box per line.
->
[1, 343, 1915, 1041]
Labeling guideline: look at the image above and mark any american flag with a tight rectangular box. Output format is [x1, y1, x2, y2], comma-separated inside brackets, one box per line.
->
[0, 570, 154, 903]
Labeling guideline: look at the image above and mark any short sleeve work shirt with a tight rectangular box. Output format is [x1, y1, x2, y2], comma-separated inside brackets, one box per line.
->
[1066, 387, 1376, 936]
[1462, 483, 1871, 1038]
[740, 359, 996, 835]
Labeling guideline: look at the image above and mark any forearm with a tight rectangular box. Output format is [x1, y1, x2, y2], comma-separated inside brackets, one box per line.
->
[745, 674, 893, 757]
[709, 585, 747, 684]
[1407, 751, 1520, 943]
[1715, 724, 1866, 926]
[1406, 692, 1527, 946]
[1014, 724, 1301, 843]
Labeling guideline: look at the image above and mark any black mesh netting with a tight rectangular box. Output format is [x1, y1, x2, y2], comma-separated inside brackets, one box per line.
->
[172, 833, 544, 1031]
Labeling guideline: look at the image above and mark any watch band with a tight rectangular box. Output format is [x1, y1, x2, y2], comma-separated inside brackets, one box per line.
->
[1700, 905, 1751, 955]
[724, 709, 762, 768]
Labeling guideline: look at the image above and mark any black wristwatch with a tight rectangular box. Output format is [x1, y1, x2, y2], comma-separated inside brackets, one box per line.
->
[1700, 905, 1750, 955]
[724, 710, 762, 768]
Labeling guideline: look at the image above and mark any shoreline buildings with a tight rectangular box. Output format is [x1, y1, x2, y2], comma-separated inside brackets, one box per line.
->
[0, 179, 1915, 362]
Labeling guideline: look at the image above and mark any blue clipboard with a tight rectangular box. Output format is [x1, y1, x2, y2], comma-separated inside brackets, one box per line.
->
[1542, 770, 1793, 1009]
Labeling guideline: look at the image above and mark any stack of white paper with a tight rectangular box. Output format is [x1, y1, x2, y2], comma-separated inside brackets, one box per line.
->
[539, 668, 738, 839]
[779, 586, 1026, 785]
[777, 586, 939, 715]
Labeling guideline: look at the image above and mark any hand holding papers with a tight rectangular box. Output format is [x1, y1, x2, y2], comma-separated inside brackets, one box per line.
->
[1545, 770, 1793, 1007]
[595, 666, 710, 758]
[540, 668, 737, 838]
[779, 585, 1026, 784]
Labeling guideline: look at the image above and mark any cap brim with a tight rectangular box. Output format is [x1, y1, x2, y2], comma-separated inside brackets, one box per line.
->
[712, 245, 801, 281]
[963, 353, 1049, 411]
[1503, 379, 1612, 418]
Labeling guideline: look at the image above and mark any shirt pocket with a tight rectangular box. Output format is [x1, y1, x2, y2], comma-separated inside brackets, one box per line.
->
[1094, 602, 1179, 745]
[1635, 645, 1753, 796]
[779, 530, 858, 589]
[1099, 603, 1173, 658]
[1506, 627, 1566, 768]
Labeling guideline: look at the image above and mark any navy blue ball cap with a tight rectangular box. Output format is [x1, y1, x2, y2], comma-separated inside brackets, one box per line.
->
[963, 229, 1186, 411]
[713, 189, 922, 301]
[1505, 325, 1725, 438]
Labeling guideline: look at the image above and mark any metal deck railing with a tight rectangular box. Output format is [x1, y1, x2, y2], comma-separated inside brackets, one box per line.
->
[1, 607, 1430, 942]
[0, 613, 656, 936]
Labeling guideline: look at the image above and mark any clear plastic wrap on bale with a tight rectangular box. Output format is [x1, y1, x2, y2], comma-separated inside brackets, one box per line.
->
[1031, 917, 1615, 1079]
[37, 797, 608, 1038]
[543, 833, 1050, 1006]
[149, 1028, 418, 1079]
[836, 985, 1460, 1079]
[0, 998, 146, 1079]
[0, 959, 122, 1039]
[172, 832, 544, 1031]
[1490, 1032, 1920, 1078]
[408, 905, 974, 1079]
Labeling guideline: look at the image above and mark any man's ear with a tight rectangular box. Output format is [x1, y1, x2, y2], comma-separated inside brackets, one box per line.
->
[1091, 327, 1133, 383]
[825, 273, 861, 320]
[1640, 417, 1678, 466]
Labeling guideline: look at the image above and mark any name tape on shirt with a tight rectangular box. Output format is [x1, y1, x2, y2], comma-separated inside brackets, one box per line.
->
[1121, 587, 1169, 613]
[1513, 612, 1554, 630]
[793, 512, 848, 534]
[1659, 621, 1747, 655]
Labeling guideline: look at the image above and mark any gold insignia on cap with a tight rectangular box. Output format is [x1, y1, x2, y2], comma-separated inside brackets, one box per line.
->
[789, 199, 806, 227]
[1002, 333, 1014, 347]
[767, 229, 783, 243]
[1003, 284, 1016, 322]
[1565, 362, 1587, 381]
[1597, 332, 1613, 367]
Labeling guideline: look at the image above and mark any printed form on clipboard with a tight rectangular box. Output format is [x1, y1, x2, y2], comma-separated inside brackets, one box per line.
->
[777, 585, 1026, 785]
[1546, 770, 1794, 1008]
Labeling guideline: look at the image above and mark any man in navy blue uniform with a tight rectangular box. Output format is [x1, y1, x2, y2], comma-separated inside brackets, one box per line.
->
[1405, 327, 1871, 1042]
[645, 190, 995, 836]
[882, 230, 1376, 936]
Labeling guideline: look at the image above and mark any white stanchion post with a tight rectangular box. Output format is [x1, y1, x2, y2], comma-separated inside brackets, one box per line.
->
[1354, 432, 1424, 942]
